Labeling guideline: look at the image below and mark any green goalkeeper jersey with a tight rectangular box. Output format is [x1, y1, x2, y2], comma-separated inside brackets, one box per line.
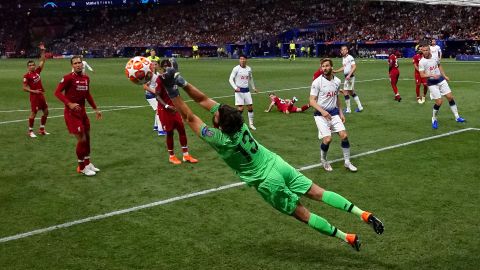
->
[199, 121, 277, 185]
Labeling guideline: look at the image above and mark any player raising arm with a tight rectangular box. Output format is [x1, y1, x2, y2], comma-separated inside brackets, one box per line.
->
[159, 65, 384, 252]
[23, 43, 49, 137]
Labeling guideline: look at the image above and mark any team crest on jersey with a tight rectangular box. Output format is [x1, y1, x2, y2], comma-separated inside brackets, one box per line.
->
[201, 126, 214, 137]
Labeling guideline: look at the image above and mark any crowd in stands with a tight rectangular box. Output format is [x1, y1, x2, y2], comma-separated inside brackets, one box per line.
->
[0, 0, 479, 57]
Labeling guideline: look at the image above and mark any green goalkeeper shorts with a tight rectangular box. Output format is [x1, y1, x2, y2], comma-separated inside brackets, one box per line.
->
[255, 155, 313, 215]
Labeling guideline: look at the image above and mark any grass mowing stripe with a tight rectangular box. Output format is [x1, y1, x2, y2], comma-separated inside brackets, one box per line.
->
[0, 77, 393, 126]
[1, 127, 478, 244]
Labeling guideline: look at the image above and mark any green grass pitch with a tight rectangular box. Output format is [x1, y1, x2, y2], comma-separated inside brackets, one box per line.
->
[0, 57, 479, 269]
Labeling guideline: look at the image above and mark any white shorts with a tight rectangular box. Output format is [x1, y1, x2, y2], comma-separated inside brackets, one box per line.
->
[235, 92, 253, 106]
[314, 115, 346, 139]
[343, 76, 355, 90]
[429, 80, 451, 100]
[146, 97, 158, 111]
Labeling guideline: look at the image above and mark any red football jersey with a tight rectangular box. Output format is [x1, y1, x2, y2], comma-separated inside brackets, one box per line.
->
[55, 72, 97, 109]
[155, 75, 174, 108]
[271, 96, 290, 112]
[412, 53, 423, 74]
[388, 54, 399, 72]
[23, 67, 45, 94]
[313, 68, 324, 81]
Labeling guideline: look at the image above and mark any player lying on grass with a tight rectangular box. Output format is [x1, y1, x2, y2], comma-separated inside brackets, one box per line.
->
[264, 93, 310, 114]
[159, 65, 384, 251]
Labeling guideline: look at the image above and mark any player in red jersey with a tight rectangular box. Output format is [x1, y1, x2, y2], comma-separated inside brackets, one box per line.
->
[312, 67, 324, 81]
[23, 43, 49, 137]
[412, 49, 428, 104]
[265, 93, 310, 114]
[156, 59, 198, 165]
[55, 56, 102, 176]
[388, 50, 401, 102]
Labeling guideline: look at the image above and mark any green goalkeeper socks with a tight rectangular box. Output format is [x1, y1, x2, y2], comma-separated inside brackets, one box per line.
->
[322, 191, 364, 218]
[308, 213, 346, 241]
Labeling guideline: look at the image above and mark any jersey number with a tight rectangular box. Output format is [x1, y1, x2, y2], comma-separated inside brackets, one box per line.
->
[236, 130, 258, 162]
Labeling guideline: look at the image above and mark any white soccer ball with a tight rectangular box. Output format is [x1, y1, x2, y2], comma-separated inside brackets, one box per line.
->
[125, 56, 154, 85]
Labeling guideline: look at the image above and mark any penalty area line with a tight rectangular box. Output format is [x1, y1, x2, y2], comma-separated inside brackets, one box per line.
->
[0, 127, 478, 244]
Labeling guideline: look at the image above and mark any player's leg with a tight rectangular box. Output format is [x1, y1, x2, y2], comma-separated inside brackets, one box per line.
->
[304, 183, 384, 235]
[159, 110, 181, 164]
[294, 203, 360, 251]
[256, 166, 360, 250]
[390, 71, 401, 102]
[147, 97, 165, 135]
[343, 89, 351, 113]
[244, 92, 256, 130]
[28, 110, 37, 138]
[430, 85, 442, 129]
[338, 130, 357, 172]
[176, 116, 198, 163]
[82, 116, 100, 172]
[314, 116, 333, 171]
[444, 92, 465, 123]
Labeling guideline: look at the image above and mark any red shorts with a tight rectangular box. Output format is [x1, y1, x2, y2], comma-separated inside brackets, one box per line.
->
[414, 73, 427, 85]
[64, 108, 90, 134]
[157, 108, 184, 132]
[389, 69, 399, 84]
[30, 94, 48, 112]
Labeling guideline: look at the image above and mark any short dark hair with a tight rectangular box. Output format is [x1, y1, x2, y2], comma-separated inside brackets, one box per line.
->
[320, 58, 333, 66]
[218, 104, 243, 135]
[71, 55, 82, 64]
[160, 59, 171, 68]
[27, 60, 35, 66]
[239, 54, 247, 59]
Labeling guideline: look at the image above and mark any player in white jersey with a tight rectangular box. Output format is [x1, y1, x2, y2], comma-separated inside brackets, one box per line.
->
[429, 39, 442, 62]
[334, 46, 363, 113]
[229, 55, 258, 130]
[143, 60, 165, 135]
[310, 58, 357, 172]
[418, 45, 465, 129]
[71, 59, 94, 75]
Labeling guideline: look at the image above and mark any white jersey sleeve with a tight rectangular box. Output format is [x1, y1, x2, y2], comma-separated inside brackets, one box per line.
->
[83, 61, 94, 72]
[248, 66, 255, 90]
[229, 66, 239, 90]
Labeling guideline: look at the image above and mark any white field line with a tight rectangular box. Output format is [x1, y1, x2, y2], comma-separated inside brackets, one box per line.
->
[0, 77, 390, 125]
[0, 105, 140, 113]
[1, 127, 478, 244]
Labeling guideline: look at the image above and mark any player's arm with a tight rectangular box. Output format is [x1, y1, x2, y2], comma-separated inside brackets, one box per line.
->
[438, 47, 442, 60]
[438, 64, 449, 81]
[309, 95, 331, 120]
[169, 94, 205, 136]
[347, 63, 356, 78]
[413, 62, 420, 72]
[229, 68, 239, 92]
[418, 62, 429, 78]
[22, 79, 40, 94]
[264, 101, 274, 112]
[249, 70, 258, 93]
[333, 66, 344, 73]
[85, 85, 102, 120]
[84, 61, 94, 72]
[55, 76, 80, 111]
[337, 93, 345, 123]
[38, 43, 46, 70]
[143, 83, 155, 94]
[181, 83, 218, 112]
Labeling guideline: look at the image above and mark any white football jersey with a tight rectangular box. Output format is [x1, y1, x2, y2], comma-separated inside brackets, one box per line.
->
[430, 45, 442, 61]
[418, 57, 441, 77]
[145, 72, 159, 95]
[310, 75, 341, 111]
[342, 54, 355, 76]
[229, 65, 255, 90]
